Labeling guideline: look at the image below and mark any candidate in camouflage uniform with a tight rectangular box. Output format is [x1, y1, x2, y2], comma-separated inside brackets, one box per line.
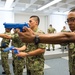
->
[68, 31, 75, 75]
[16, 8, 75, 75]
[16, 15, 46, 75]
[65, 9, 75, 75]
[0, 28, 25, 75]
[61, 26, 69, 52]
[26, 28, 46, 75]
[26, 16, 46, 75]
[10, 28, 25, 75]
[68, 42, 75, 75]
[1, 28, 11, 75]
[47, 24, 56, 51]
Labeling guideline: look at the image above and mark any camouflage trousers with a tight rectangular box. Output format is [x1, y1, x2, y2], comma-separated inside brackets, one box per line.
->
[12, 57, 25, 75]
[1, 51, 11, 75]
[70, 72, 75, 75]
[27, 69, 44, 75]
[48, 44, 55, 50]
[69, 61, 75, 75]
[69, 67, 75, 75]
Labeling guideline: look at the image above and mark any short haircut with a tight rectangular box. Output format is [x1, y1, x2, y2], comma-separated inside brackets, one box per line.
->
[30, 15, 40, 25]
[50, 24, 52, 26]
[70, 8, 75, 12]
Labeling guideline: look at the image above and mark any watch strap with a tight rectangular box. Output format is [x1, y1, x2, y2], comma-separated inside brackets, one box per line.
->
[34, 35, 40, 45]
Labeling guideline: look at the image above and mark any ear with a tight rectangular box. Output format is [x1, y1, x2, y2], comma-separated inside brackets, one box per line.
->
[36, 21, 38, 25]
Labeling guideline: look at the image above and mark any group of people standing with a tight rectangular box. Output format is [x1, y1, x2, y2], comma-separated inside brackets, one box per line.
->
[16, 8, 75, 75]
[1, 7, 75, 75]
[0, 15, 46, 75]
[47, 25, 69, 52]
[47, 24, 56, 51]
[60, 26, 69, 52]
[0, 28, 25, 75]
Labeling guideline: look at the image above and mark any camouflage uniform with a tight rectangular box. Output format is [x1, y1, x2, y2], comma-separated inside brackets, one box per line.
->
[47, 27, 56, 50]
[61, 29, 68, 52]
[25, 28, 46, 75]
[1, 32, 11, 75]
[11, 33, 25, 75]
[68, 42, 75, 75]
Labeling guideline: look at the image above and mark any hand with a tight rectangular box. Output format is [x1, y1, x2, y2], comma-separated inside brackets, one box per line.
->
[15, 28, 20, 33]
[18, 27, 35, 43]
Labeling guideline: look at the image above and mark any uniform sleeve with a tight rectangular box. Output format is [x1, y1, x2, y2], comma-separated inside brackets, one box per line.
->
[37, 29, 46, 49]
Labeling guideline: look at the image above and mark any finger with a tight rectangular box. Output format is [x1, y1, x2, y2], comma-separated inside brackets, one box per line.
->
[18, 32, 24, 37]
[23, 27, 28, 31]
[24, 27, 30, 32]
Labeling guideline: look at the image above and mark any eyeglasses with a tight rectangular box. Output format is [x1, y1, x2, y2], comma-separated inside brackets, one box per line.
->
[29, 20, 32, 23]
[65, 17, 75, 24]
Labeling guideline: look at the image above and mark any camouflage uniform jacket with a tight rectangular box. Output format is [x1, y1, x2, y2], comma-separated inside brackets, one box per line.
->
[61, 29, 68, 46]
[11, 33, 25, 59]
[1, 32, 11, 49]
[68, 40, 75, 74]
[26, 28, 46, 71]
[48, 27, 56, 33]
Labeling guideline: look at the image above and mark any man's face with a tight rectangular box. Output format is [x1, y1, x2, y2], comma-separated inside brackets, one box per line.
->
[5, 28, 11, 32]
[28, 18, 37, 30]
[67, 12, 75, 31]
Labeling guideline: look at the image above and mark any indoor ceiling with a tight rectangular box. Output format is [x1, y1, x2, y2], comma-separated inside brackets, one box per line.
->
[0, 0, 75, 15]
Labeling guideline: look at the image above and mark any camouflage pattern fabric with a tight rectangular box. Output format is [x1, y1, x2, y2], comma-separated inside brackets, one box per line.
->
[61, 29, 68, 46]
[68, 43, 75, 75]
[47, 27, 56, 33]
[48, 44, 55, 50]
[1, 32, 11, 75]
[11, 33, 25, 75]
[47, 27, 56, 50]
[26, 28, 46, 75]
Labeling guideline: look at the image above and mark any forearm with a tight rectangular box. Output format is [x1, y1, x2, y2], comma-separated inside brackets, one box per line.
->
[27, 48, 45, 56]
[38, 32, 70, 44]
[18, 45, 26, 51]
[16, 49, 45, 57]
[0, 34, 11, 39]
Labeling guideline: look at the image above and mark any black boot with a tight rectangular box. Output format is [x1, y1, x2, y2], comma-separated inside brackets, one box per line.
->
[2, 71, 6, 74]
[47, 49, 50, 51]
[53, 48, 55, 51]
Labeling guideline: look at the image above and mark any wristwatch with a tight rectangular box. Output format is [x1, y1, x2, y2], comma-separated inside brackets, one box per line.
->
[34, 35, 40, 45]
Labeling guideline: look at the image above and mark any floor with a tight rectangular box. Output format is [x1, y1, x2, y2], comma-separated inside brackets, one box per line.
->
[0, 45, 69, 75]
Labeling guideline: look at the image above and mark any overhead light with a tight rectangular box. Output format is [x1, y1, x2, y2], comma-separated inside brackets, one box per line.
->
[5, 0, 14, 9]
[0, 7, 13, 11]
[37, 0, 62, 11]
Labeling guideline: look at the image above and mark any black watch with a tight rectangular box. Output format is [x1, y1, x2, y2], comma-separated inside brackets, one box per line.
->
[34, 35, 40, 45]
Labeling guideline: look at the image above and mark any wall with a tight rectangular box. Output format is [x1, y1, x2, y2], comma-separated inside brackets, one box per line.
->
[14, 13, 48, 33]
[0, 11, 70, 41]
[0, 11, 14, 33]
[0, 11, 14, 41]
[48, 14, 70, 32]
